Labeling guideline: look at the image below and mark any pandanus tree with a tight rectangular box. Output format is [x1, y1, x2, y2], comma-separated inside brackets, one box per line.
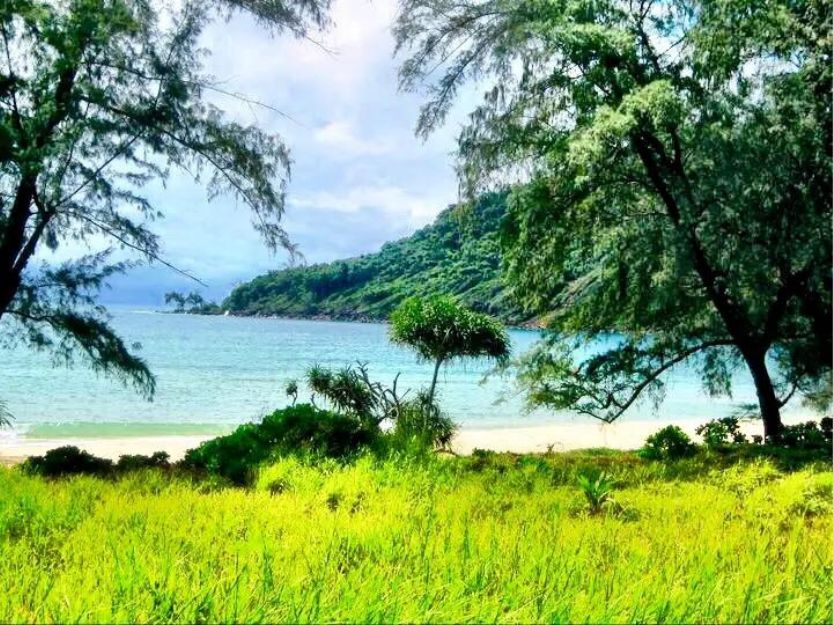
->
[390, 296, 510, 403]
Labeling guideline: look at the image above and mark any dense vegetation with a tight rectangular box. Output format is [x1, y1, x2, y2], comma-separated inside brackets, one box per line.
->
[12, 358, 831, 624]
[2, 449, 830, 623]
[223, 194, 528, 323]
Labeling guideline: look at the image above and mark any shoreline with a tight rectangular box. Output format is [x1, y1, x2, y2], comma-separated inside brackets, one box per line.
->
[161, 309, 544, 330]
[0, 418, 776, 465]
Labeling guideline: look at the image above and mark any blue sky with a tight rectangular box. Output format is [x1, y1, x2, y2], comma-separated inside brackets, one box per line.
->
[102, 0, 471, 304]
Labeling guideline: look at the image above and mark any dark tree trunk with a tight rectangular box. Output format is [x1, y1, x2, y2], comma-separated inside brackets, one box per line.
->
[0, 272, 20, 320]
[0, 175, 38, 320]
[428, 357, 443, 405]
[743, 348, 784, 441]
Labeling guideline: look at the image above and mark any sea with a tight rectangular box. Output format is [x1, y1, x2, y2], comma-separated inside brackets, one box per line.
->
[0, 307, 806, 442]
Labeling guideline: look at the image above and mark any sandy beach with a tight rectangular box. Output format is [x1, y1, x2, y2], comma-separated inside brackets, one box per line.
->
[0, 417, 779, 465]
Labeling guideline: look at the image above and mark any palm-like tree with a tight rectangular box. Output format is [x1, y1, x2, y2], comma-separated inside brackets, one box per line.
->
[390, 296, 510, 403]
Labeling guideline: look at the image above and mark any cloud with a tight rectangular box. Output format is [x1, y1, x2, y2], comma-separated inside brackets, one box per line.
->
[313, 120, 394, 157]
[291, 184, 450, 226]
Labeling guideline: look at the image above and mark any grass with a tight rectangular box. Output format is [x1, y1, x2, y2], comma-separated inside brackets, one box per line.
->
[0, 450, 830, 623]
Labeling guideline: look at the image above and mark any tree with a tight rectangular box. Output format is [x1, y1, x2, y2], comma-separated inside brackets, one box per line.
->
[396, 0, 831, 439]
[164, 291, 186, 312]
[0, 0, 330, 398]
[184, 292, 205, 308]
[390, 295, 509, 403]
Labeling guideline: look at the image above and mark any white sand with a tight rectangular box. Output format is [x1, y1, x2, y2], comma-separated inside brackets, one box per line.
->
[0, 418, 775, 465]
[452, 418, 771, 455]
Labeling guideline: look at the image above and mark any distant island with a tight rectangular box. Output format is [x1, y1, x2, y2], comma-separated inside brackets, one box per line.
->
[221, 193, 532, 325]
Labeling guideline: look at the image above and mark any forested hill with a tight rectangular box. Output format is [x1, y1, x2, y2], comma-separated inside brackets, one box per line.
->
[223, 193, 529, 323]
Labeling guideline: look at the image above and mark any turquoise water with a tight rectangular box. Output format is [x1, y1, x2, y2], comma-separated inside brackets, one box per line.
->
[0, 308, 796, 440]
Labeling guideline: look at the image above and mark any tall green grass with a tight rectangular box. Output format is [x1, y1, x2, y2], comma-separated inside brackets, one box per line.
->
[0, 451, 830, 623]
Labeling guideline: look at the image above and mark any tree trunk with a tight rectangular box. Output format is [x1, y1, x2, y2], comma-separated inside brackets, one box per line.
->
[743, 348, 784, 441]
[427, 357, 443, 405]
[0, 272, 20, 321]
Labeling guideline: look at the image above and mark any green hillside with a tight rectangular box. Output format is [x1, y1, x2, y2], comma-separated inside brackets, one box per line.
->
[223, 193, 528, 323]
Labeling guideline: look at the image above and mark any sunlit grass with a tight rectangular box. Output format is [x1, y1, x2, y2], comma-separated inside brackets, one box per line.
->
[0, 451, 830, 623]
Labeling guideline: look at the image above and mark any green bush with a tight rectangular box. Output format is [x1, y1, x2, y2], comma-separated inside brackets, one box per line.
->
[639, 425, 697, 460]
[22, 446, 115, 478]
[116, 452, 171, 472]
[576, 470, 618, 515]
[182, 404, 377, 485]
[696, 417, 748, 449]
[390, 390, 457, 451]
[778, 421, 831, 450]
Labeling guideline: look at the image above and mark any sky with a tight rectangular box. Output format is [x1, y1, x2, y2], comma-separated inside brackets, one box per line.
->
[99, 0, 471, 305]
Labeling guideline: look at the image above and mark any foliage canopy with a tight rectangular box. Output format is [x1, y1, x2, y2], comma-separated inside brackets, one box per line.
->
[390, 295, 509, 401]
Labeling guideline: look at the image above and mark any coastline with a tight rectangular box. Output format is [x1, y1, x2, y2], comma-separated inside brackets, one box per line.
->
[162, 309, 545, 330]
[0, 417, 775, 465]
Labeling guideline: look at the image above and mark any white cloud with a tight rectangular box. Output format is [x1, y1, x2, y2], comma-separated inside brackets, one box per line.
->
[291, 184, 449, 226]
[313, 120, 394, 156]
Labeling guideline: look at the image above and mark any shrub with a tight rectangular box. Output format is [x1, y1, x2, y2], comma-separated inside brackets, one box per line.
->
[182, 404, 376, 485]
[822, 417, 833, 441]
[22, 446, 114, 478]
[302, 361, 461, 454]
[306, 363, 388, 425]
[390, 390, 457, 451]
[285, 379, 299, 406]
[639, 425, 697, 460]
[304, 362, 414, 428]
[696, 417, 748, 449]
[778, 421, 830, 450]
[116, 452, 171, 472]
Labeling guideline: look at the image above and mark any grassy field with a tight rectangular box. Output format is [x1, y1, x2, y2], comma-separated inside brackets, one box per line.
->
[0, 450, 830, 623]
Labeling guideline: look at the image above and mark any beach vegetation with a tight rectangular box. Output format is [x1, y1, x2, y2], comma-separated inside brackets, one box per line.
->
[306, 362, 406, 427]
[575, 470, 618, 515]
[390, 296, 510, 403]
[387, 389, 457, 451]
[696, 417, 750, 450]
[303, 362, 457, 450]
[116, 451, 171, 472]
[0, 449, 829, 623]
[638, 425, 697, 461]
[182, 404, 376, 485]
[395, 0, 831, 440]
[21, 445, 115, 478]
[21, 446, 173, 478]
[285, 380, 299, 406]
[779, 419, 832, 451]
